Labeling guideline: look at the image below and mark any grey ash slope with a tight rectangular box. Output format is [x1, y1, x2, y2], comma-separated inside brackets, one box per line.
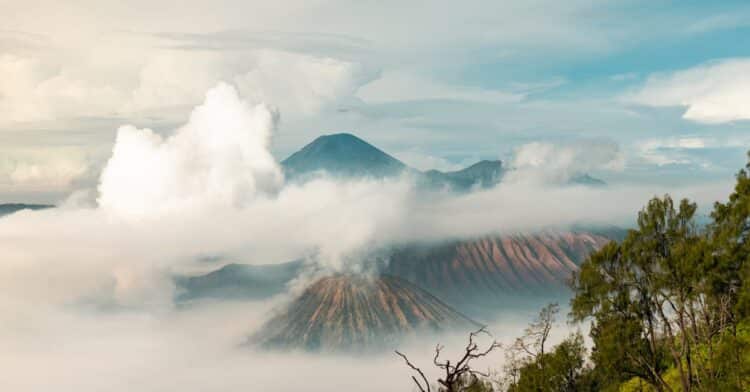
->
[251, 274, 479, 352]
[385, 231, 614, 312]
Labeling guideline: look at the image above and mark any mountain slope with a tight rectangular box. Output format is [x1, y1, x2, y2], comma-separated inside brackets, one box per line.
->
[421, 160, 505, 190]
[251, 274, 478, 352]
[174, 260, 303, 302]
[177, 231, 614, 309]
[385, 231, 612, 307]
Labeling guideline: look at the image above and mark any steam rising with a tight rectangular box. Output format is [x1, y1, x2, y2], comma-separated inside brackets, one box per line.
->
[0, 82, 734, 391]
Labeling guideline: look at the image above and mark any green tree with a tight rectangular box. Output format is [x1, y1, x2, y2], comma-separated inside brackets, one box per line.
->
[572, 153, 750, 391]
[699, 152, 750, 390]
[571, 195, 701, 391]
[506, 303, 559, 387]
[709, 153, 750, 316]
[506, 332, 587, 392]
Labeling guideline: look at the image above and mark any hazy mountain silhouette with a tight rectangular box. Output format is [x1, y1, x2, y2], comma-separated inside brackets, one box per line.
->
[281, 133, 507, 191]
[280, 132, 604, 190]
[419, 159, 505, 190]
[0, 203, 54, 217]
[385, 231, 613, 312]
[174, 260, 303, 302]
[177, 230, 617, 311]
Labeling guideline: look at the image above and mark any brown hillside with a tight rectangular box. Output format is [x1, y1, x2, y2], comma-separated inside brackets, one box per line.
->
[252, 274, 478, 352]
[386, 231, 612, 304]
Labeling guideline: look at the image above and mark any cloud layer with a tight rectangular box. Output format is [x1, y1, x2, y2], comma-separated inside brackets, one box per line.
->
[505, 140, 624, 184]
[629, 58, 750, 123]
[0, 81, 738, 391]
[1, 82, 734, 307]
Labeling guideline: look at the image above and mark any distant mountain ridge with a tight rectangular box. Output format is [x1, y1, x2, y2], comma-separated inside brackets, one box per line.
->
[281, 133, 502, 191]
[174, 260, 303, 302]
[419, 160, 505, 190]
[385, 231, 612, 310]
[178, 231, 616, 309]
[280, 133, 604, 190]
[0, 203, 54, 217]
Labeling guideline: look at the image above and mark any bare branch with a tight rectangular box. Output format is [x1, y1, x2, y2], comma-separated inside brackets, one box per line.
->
[433, 344, 444, 366]
[398, 327, 502, 392]
[395, 350, 431, 392]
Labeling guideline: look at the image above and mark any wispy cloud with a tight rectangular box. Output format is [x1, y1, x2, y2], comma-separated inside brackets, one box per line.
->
[626, 58, 750, 123]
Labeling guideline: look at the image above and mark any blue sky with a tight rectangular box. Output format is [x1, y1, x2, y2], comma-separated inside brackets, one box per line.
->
[1, 0, 750, 201]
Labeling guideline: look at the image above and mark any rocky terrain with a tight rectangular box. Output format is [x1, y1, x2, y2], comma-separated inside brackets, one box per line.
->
[251, 274, 478, 352]
[386, 231, 613, 308]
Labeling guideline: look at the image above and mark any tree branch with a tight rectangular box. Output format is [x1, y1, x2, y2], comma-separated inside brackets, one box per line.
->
[396, 350, 431, 392]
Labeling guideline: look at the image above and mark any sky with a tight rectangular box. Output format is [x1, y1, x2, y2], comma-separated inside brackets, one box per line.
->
[4, 3, 750, 390]
[2, 0, 750, 203]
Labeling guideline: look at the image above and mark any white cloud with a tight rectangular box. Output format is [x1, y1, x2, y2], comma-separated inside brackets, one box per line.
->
[0, 147, 89, 192]
[674, 137, 707, 149]
[0, 49, 373, 127]
[0, 54, 125, 125]
[0, 296, 541, 392]
[628, 58, 750, 123]
[124, 51, 234, 113]
[1, 83, 729, 309]
[685, 12, 750, 34]
[0, 81, 737, 391]
[639, 136, 712, 152]
[391, 149, 477, 172]
[98, 83, 283, 220]
[234, 50, 376, 115]
[638, 150, 691, 167]
[505, 140, 624, 184]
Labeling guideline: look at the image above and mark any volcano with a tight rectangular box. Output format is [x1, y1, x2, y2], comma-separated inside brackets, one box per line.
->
[178, 231, 617, 309]
[251, 274, 478, 352]
[281, 133, 408, 180]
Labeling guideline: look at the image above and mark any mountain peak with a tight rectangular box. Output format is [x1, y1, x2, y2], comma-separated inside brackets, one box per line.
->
[281, 133, 407, 180]
[421, 159, 505, 190]
[313, 132, 365, 143]
[281, 133, 508, 190]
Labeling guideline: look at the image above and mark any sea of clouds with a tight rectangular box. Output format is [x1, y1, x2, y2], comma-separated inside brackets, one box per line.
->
[0, 82, 734, 391]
